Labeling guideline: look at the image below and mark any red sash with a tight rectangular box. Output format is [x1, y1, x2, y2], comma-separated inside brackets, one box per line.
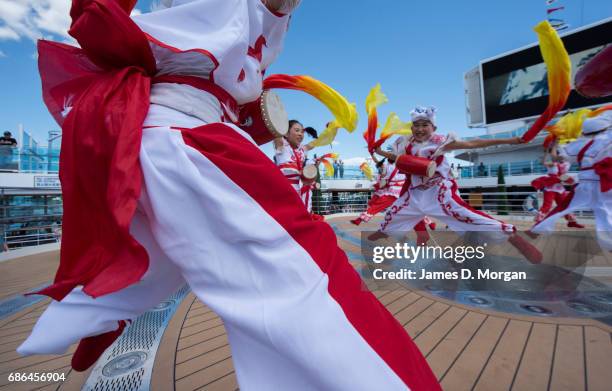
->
[36, 0, 221, 300]
[593, 157, 612, 192]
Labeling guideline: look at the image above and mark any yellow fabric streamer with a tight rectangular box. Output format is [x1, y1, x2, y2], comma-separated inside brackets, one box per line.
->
[380, 113, 412, 140]
[263, 74, 358, 133]
[546, 109, 590, 144]
[308, 121, 340, 148]
[365, 84, 388, 116]
[363, 84, 388, 150]
[319, 152, 339, 161]
[359, 162, 373, 180]
[547, 104, 612, 144]
[321, 159, 335, 178]
[522, 21, 571, 142]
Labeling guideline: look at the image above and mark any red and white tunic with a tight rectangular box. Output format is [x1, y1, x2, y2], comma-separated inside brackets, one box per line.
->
[391, 134, 452, 189]
[356, 162, 405, 223]
[19, 1, 439, 389]
[374, 162, 406, 198]
[533, 161, 577, 223]
[533, 129, 612, 250]
[381, 134, 514, 238]
[544, 162, 572, 193]
[275, 138, 307, 193]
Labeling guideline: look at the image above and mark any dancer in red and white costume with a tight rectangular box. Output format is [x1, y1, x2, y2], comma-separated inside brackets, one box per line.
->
[18, 1, 439, 389]
[531, 111, 612, 251]
[532, 144, 583, 227]
[372, 106, 542, 263]
[351, 157, 406, 225]
[274, 120, 318, 212]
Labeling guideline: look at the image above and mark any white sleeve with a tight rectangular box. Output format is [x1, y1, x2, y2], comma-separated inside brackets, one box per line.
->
[593, 132, 612, 163]
[391, 138, 406, 156]
[559, 141, 581, 165]
[274, 139, 291, 165]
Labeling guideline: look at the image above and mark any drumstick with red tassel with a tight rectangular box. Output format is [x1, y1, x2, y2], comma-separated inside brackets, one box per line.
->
[371, 113, 412, 152]
[360, 162, 373, 181]
[263, 74, 358, 135]
[363, 84, 388, 153]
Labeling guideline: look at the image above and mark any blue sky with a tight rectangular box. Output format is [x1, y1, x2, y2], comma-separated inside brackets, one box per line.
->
[0, 0, 610, 163]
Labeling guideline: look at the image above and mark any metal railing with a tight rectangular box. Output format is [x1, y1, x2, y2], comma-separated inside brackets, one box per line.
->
[311, 189, 593, 219]
[456, 160, 579, 179]
[1, 198, 63, 250]
[3, 223, 61, 249]
[312, 191, 371, 214]
[1, 188, 595, 251]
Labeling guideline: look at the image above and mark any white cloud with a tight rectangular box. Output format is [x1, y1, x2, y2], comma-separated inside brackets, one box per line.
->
[0, 49, 6, 57]
[0, 25, 20, 40]
[0, 2, 156, 43]
[0, 0, 72, 42]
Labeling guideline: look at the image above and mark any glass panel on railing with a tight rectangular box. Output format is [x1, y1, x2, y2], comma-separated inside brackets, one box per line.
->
[0, 146, 18, 171]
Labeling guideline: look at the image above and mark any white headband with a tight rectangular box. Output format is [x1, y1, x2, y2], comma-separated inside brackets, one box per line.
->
[410, 106, 437, 125]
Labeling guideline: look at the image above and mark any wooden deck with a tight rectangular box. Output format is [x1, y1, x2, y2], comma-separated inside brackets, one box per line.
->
[1, 216, 611, 391]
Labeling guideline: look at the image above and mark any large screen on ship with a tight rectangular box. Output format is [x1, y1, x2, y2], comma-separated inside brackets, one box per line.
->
[481, 18, 612, 125]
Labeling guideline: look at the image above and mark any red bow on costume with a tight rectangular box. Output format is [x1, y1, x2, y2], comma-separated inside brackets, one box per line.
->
[36, 0, 155, 301]
[594, 157, 612, 193]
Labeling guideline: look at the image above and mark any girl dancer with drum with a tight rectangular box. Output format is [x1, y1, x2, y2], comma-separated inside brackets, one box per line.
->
[18, 1, 440, 389]
[371, 106, 542, 263]
[531, 111, 612, 251]
[274, 120, 319, 212]
[531, 143, 583, 227]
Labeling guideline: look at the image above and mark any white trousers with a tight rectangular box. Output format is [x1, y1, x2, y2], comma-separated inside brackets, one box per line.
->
[18, 124, 438, 390]
[380, 179, 513, 240]
[532, 181, 612, 251]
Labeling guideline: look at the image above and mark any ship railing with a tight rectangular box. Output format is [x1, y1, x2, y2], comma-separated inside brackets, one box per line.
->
[0, 189, 595, 251]
[310, 190, 593, 219]
[457, 160, 580, 179]
[2, 223, 60, 249]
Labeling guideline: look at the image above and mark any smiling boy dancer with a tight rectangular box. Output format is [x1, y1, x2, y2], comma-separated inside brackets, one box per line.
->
[531, 111, 612, 251]
[17, 1, 440, 389]
[373, 106, 542, 263]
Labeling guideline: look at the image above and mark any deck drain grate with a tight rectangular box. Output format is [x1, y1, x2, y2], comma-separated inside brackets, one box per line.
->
[83, 285, 191, 391]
